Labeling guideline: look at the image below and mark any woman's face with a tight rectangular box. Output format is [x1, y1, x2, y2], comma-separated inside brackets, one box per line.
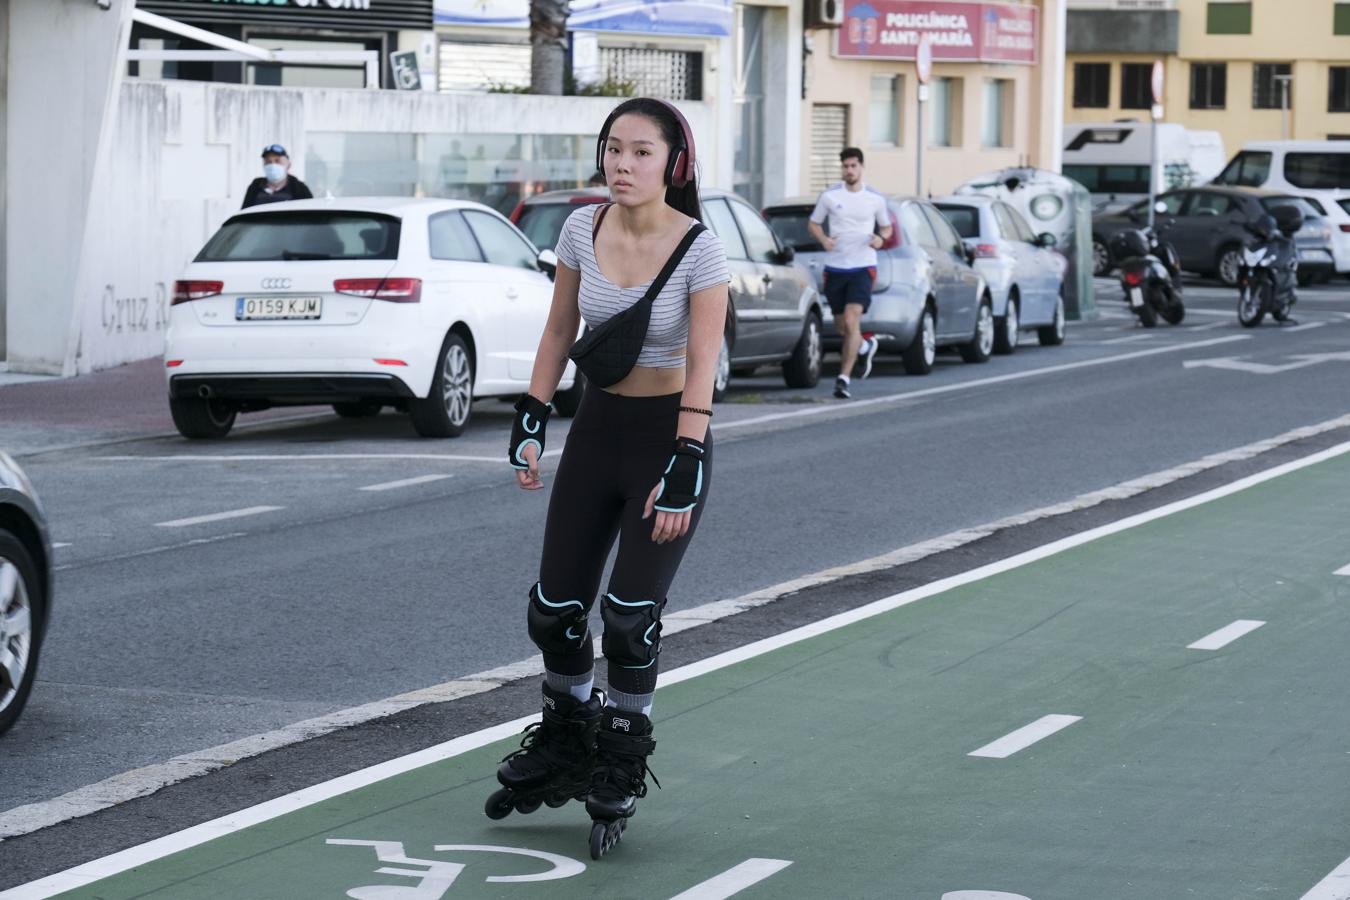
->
[602, 113, 671, 206]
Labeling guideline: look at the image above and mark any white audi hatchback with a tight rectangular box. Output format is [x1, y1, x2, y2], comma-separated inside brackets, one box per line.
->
[165, 198, 578, 438]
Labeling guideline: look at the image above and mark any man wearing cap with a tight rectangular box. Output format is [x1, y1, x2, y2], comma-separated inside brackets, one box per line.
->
[241, 144, 313, 209]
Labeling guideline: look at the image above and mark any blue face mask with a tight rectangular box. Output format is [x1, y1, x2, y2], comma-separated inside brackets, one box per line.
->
[263, 163, 287, 183]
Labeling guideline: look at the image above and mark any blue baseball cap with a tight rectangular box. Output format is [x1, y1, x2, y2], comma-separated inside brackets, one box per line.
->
[261, 144, 289, 158]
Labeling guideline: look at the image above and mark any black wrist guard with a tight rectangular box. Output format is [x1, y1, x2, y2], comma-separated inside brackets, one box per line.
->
[654, 437, 706, 513]
[508, 394, 551, 470]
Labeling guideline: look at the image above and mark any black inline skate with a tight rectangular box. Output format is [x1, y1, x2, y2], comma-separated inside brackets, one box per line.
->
[585, 708, 659, 859]
[485, 685, 605, 819]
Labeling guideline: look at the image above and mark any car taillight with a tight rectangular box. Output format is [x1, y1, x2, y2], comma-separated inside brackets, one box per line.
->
[172, 280, 223, 305]
[334, 278, 422, 303]
[1339, 224, 1350, 233]
[1123, 270, 1143, 286]
[508, 202, 525, 224]
[973, 244, 998, 258]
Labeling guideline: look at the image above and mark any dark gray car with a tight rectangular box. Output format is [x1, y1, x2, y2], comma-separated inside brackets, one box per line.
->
[0, 452, 53, 735]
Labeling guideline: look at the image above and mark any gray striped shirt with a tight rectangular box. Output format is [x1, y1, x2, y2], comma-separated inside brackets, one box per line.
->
[554, 203, 730, 369]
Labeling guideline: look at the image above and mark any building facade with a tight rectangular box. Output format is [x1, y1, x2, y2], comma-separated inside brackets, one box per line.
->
[1066, 0, 1350, 153]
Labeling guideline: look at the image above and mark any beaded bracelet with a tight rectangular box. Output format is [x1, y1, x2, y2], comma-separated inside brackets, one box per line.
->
[679, 405, 713, 417]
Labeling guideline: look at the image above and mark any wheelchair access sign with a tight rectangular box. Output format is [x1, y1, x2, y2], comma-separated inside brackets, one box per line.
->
[326, 840, 584, 898]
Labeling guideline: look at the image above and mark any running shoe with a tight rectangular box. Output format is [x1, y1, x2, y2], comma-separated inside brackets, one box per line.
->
[856, 335, 878, 380]
[833, 377, 851, 400]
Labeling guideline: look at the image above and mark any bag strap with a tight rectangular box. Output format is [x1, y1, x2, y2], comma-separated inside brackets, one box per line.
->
[591, 203, 613, 241]
[636, 223, 706, 307]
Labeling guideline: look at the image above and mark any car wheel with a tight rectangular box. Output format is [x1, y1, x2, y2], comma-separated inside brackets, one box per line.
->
[958, 298, 995, 363]
[1038, 293, 1066, 346]
[712, 332, 730, 402]
[0, 532, 43, 736]
[410, 332, 473, 438]
[901, 306, 936, 375]
[333, 400, 382, 418]
[1216, 245, 1243, 287]
[782, 312, 822, 389]
[993, 294, 1019, 355]
[552, 372, 584, 418]
[169, 396, 236, 439]
[1092, 238, 1111, 276]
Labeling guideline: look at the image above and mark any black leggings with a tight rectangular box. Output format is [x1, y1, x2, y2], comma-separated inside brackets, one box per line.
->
[533, 387, 712, 696]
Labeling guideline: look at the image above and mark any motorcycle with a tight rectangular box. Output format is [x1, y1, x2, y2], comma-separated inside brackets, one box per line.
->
[1237, 209, 1301, 328]
[1109, 222, 1185, 327]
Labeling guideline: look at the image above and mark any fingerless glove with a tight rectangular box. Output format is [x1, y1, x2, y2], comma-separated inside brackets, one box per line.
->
[508, 395, 551, 470]
[653, 437, 706, 513]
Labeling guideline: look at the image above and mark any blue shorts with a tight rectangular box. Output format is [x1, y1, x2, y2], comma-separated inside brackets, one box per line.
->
[823, 267, 876, 315]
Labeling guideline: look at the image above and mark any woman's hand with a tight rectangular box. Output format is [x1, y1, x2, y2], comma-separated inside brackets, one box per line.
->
[643, 482, 691, 543]
[515, 444, 544, 490]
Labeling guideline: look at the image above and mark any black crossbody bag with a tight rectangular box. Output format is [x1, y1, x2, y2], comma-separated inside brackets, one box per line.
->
[568, 204, 707, 388]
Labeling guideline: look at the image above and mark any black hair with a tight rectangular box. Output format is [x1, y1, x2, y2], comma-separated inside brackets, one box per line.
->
[840, 147, 864, 165]
[598, 97, 701, 221]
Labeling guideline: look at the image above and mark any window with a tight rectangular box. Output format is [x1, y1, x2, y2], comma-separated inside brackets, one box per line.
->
[514, 201, 602, 253]
[991, 204, 1020, 241]
[1211, 150, 1272, 187]
[869, 74, 901, 145]
[899, 203, 938, 247]
[1331, 67, 1350, 113]
[930, 77, 962, 147]
[428, 212, 482, 262]
[702, 199, 748, 259]
[195, 212, 400, 263]
[1337, 3, 1350, 35]
[1003, 205, 1039, 244]
[1120, 63, 1153, 110]
[1073, 63, 1110, 108]
[1187, 192, 1232, 216]
[462, 211, 538, 270]
[1206, 1, 1252, 34]
[729, 200, 780, 264]
[1260, 196, 1323, 217]
[921, 205, 965, 255]
[934, 204, 981, 239]
[1285, 152, 1350, 189]
[764, 207, 824, 253]
[1253, 63, 1292, 110]
[1063, 164, 1152, 194]
[1190, 63, 1227, 109]
[981, 79, 1011, 148]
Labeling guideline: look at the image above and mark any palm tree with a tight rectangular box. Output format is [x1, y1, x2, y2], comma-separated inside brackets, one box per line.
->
[530, 0, 569, 95]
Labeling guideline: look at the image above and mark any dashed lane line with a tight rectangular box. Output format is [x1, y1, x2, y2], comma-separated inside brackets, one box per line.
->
[8, 437, 1350, 896]
[1301, 852, 1350, 900]
[1334, 562, 1350, 576]
[1100, 334, 1154, 345]
[51, 543, 71, 549]
[967, 715, 1083, 759]
[667, 859, 794, 900]
[102, 452, 542, 463]
[1187, 620, 1266, 651]
[358, 474, 455, 492]
[153, 506, 283, 528]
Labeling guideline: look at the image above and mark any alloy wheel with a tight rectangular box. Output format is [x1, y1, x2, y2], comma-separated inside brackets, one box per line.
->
[977, 304, 995, 357]
[805, 319, 822, 380]
[441, 344, 472, 427]
[0, 558, 32, 715]
[922, 311, 936, 367]
[1005, 303, 1020, 350]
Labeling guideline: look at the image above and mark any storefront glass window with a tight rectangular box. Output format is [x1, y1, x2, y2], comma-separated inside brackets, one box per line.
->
[981, 79, 1011, 148]
[869, 74, 899, 146]
[929, 77, 961, 148]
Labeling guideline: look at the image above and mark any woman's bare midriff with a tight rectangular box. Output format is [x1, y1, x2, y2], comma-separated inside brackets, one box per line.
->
[601, 361, 686, 397]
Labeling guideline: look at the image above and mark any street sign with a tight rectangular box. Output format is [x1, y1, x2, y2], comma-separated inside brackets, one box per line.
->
[390, 50, 421, 91]
[916, 34, 933, 85]
[1151, 59, 1164, 104]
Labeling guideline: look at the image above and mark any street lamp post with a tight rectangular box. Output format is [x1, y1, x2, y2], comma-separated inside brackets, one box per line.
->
[915, 35, 932, 196]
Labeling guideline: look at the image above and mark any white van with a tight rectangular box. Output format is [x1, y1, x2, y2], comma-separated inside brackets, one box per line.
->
[1062, 122, 1226, 214]
[1210, 141, 1350, 275]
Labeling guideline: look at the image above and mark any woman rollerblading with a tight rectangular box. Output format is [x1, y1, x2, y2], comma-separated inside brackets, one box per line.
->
[485, 684, 605, 819]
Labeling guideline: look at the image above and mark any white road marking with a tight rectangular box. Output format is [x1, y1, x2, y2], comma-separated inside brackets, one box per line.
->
[968, 714, 1082, 759]
[1188, 321, 1229, 332]
[1183, 350, 1350, 375]
[54, 533, 248, 573]
[1334, 562, 1350, 576]
[102, 452, 555, 463]
[51, 542, 71, 549]
[942, 893, 1032, 900]
[667, 859, 794, 900]
[1283, 321, 1328, 333]
[1100, 334, 1154, 345]
[358, 474, 454, 492]
[9, 414, 1350, 850]
[1301, 852, 1350, 899]
[1187, 619, 1265, 651]
[153, 506, 282, 528]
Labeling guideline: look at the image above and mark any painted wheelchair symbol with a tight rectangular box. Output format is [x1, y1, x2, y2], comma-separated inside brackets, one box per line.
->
[327, 840, 584, 899]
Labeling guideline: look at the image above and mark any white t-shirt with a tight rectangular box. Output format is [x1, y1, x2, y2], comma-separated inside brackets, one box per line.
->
[809, 182, 891, 271]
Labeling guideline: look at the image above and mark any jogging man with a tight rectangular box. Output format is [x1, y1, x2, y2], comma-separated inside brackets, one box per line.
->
[807, 147, 892, 399]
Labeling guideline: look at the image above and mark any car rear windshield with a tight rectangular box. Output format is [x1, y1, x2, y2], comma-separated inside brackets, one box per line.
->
[763, 208, 824, 252]
[1339, 199, 1350, 216]
[515, 201, 600, 251]
[1285, 152, 1350, 190]
[195, 212, 401, 262]
[1063, 164, 1150, 195]
[1261, 196, 1322, 217]
[933, 204, 980, 238]
[1212, 151, 1272, 187]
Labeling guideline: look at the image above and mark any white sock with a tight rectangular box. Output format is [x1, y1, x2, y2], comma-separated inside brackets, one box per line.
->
[838, 373, 850, 384]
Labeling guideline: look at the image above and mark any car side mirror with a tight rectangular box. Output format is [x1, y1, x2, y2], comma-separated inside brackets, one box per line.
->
[776, 245, 795, 264]
[962, 243, 976, 264]
[1037, 232, 1057, 248]
[537, 248, 558, 280]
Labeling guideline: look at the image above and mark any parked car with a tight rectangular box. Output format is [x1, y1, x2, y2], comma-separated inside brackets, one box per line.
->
[0, 452, 52, 736]
[1210, 141, 1350, 277]
[1091, 186, 1335, 285]
[763, 195, 995, 375]
[513, 188, 825, 399]
[933, 195, 1069, 353]
[166, 197, 580, 439]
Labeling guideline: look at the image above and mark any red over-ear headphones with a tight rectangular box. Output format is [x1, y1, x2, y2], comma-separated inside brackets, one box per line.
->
[594, 98, 697, 189]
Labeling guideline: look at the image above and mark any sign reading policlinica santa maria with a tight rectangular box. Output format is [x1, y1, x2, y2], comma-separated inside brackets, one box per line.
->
[137, 0, 433, 30]
[836, 0, 1038, 65]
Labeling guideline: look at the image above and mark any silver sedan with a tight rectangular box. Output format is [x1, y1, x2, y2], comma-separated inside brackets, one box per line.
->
[0, 452, 52, 735]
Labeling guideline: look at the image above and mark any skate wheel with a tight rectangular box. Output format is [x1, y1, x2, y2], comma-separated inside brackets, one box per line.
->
[485, 788, 514, 820]
[589, 819, 625, 860]
[545, 795, 570, 808]
[515, 797, 542, 815]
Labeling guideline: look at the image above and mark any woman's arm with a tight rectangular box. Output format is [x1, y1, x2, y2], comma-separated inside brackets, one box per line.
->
[677, 281, 728, 442]
[527, 262, 582, 403]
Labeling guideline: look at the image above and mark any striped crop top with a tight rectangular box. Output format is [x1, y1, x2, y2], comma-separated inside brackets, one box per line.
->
[553, 203, 731, 369]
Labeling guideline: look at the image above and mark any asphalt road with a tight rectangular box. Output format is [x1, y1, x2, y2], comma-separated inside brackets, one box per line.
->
[5, 277, 1350, 819]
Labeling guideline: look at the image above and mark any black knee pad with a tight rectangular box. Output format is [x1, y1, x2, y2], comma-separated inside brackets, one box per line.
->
[599, 592, 666, 669]
[527, 583, 591, 656]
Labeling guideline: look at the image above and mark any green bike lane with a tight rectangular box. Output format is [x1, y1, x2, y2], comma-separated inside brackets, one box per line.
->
[17, 446, 1350, 900]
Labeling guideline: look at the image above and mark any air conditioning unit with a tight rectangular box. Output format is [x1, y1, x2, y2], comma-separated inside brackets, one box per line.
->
[806, 0, 844, 29]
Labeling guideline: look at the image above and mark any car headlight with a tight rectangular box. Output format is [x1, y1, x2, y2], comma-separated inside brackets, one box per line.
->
[1030, 194, 1063, 220]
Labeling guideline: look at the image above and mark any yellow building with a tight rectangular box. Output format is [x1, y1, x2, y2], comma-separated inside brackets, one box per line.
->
[800, 0, 1067, 197]
[1065, 0, 1350, 153]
